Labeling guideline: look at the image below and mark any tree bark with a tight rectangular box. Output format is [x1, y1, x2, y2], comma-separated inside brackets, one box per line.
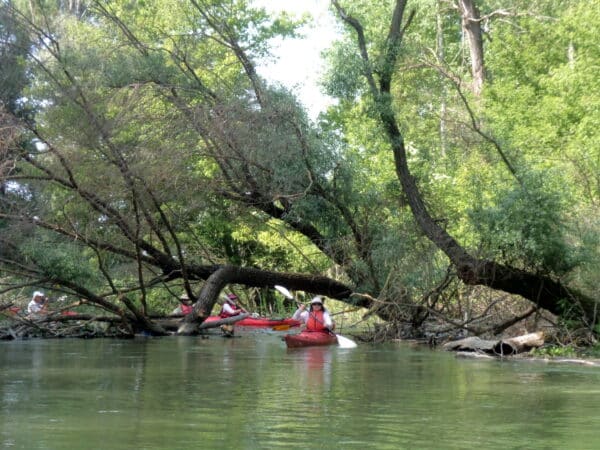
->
[457, 0, 485, 95]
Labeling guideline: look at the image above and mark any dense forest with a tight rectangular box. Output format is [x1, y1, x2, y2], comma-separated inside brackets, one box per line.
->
[0, 0, 598, 341]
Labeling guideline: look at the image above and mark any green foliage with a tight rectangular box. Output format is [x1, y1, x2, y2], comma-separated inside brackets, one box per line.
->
[581, 341, 600, 358]
[531, 344, 577, 358]
[484, 0, 600, 207]
[467, 171, 577, 274]
[322, 41, 367, 100]
[20, 233, 98, 286]
[0, 3, 31, 116]
[2, 0, 599, 324]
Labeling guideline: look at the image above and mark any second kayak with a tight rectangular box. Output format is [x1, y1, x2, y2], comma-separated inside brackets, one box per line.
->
[284, 330, 338, 348]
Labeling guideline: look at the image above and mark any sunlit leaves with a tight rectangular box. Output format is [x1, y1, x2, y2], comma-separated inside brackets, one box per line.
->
[320, 0, 599, 294]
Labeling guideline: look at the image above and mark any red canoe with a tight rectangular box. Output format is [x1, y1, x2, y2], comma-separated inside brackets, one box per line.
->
[203, 315, 301, 328]
[284, 331, 338, 348]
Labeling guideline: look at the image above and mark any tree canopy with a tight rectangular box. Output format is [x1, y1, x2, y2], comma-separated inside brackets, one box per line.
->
[1, 0, 598, 338]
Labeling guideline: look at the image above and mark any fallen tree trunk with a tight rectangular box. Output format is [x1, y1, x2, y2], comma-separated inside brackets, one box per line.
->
[156, 313, 249, 332]
[177, 313, 249, 335]
[197, 314, 249, 330]
[443, 331, 545, 356]
[493, 332, 545, 356]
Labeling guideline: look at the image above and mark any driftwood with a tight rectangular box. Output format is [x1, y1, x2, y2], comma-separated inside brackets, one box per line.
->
[443, 332, 545, 357]
[198, 314, 249, 330]
[443, 336, 496, 352]
[176, 313, 249, 335]
[152, 313, 250, 335]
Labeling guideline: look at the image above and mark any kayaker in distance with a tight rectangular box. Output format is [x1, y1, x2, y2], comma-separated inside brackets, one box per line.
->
[219, 294, 248, 318]
[171, 293, 194, 315]
[292, 297, 335, 332]
[27, 291, 49, 316]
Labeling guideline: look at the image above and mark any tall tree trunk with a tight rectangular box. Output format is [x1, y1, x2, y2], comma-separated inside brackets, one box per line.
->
[457, 0, 485, 95]
[437, 0, 448, 156]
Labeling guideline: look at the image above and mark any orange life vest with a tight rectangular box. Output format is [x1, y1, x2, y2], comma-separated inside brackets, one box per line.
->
[306, 309, 328, 332]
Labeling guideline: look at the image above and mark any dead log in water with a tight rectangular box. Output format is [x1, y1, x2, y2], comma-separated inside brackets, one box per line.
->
[443, 332, 545, 356]
[493, 332, 545, 356]
[176, 313, 250, 335]
[197, 314, 249, 330]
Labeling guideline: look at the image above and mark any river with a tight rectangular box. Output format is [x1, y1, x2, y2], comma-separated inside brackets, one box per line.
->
[1, 332, 599, 449]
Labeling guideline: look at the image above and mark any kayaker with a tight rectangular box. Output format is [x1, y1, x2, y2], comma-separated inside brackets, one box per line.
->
[27, 291, 49, 316]
[173, 293, 194, 315]
[292, 296, 335, 332]
[172, 294, 194, 315]
[219, 294, 247, 318]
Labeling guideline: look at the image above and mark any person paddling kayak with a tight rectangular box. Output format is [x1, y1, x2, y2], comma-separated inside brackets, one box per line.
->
[292, 296, 335, 332]
[219, 294, 248, 318]
[27, 291, 50, 317]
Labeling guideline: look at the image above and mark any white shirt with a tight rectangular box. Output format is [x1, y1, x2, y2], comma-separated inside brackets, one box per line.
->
[28, 299, 45, 314]
[222, 302, 240, 315]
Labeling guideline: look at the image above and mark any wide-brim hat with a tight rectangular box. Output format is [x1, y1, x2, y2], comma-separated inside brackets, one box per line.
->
[310, 296, 323, 305]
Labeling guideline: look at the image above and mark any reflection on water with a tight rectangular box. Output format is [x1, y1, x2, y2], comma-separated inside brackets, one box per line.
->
[289, 346, 333, 392]
[2, 336, 600, 449]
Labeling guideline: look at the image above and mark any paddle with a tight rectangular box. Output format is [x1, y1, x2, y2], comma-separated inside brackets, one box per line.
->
[334, 333, 357, 349]
[274, 285, 296, 303]
[271, 323, 294, 331]
[274, 285, 357, 348]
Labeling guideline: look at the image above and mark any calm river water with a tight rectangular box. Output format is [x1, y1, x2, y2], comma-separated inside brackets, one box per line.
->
[1, 332, 600, 449]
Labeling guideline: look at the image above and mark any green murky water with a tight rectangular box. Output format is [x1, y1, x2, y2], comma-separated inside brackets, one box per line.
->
[1, 333, 599, 449]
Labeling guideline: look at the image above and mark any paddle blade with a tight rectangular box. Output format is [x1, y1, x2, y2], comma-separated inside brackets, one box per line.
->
[274, 285, 294, 300]
[336, 334, 357, 349]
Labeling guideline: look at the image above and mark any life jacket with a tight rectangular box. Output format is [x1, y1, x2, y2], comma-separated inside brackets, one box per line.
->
[219, 302, 241, 318]
[181, 304, 193, 315]
[306, 309, 328, 332]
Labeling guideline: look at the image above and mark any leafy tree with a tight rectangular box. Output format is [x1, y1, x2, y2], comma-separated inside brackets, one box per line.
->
[0, 0, 362, 335]
[326, 0, 598, 325]
[0, 0, 598, 338]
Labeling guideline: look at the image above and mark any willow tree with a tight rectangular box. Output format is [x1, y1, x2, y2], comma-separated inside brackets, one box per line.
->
[0, 0, 381, 335]
[1, 0, 598, 337]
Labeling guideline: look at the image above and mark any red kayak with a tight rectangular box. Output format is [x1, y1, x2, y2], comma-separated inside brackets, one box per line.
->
[203, 315, 301, 328]
[284, 330, 338, 348]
